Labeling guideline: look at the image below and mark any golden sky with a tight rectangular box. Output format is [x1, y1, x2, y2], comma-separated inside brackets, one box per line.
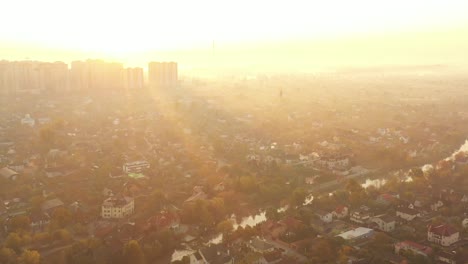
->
[1, 0, 468, 69]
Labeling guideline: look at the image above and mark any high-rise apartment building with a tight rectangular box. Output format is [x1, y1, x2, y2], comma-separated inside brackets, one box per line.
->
[70, 60, 124, 91]
[0, 60, 68, 94]
[148, 62, 178, 88]
[123, 67, 144, 90]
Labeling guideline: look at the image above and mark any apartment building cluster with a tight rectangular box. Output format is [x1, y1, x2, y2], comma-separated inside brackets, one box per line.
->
[0, 60, 178, 94]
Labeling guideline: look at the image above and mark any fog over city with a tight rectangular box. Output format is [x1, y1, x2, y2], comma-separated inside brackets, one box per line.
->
[1, 1, 468, 264]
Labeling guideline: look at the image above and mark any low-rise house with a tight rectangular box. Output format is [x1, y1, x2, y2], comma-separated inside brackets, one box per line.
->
[189, 244, 234, 264]
[315, 210, 333, 223]
[427, 224, 459, 247]
[430, 200, 444, 212]
[394, 240, 433, 257]
[185, 186, 208, 203]
[0, 167, 19, 180]
[462, 218, 468, 228]
[144, 210, 180, 232]
[396, 207, 420, 221]
[350, 210, 371, 224]
[461, 194, 468, 203]
[101, 196, 134, 219]
[41, 198, 64, 215]
[44, 165, 76, 178]
[213, 182, 225, 192]
[333, 205, 349, 219]
[376, 193, 399, 206]
[436, 251, 457, 264]
[248, 237, 275, 254]
[371, 214, 396, 232]
[122, 160, 150, 174]
[30, 211, 50, 231]
[336, 227, 374, 241]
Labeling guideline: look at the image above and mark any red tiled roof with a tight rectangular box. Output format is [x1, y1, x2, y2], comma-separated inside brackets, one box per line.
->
[428, 224, 458, 237]
[397, 240, 433, 255]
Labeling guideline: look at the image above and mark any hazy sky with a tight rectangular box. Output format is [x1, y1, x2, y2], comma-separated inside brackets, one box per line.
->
[1, 0, 468, 70]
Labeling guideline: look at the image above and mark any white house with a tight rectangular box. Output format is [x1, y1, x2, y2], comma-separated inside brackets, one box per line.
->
[430, 200, 444, 212]
[337, 227, 374, 241]
[396, 207, 420, 221]
[123, 160, 150, 174]
[350, 210, 371, 224]
[315, 210, 333, 223]
[101, 196, 134, 219]
[427, 224, 459, 247]
[21, 114, 35, 127]
[462, 218, 468, 228]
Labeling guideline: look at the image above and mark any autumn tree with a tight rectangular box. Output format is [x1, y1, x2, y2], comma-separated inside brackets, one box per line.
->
[123, 240, 146, 264]
[18, 250, 41, 264]
[216, 220, 234, 239]
[291, 188, 307, 207]
[0, 247, 17, 264]
[5, 233, 23, 252]
[9, 215, 31, 232]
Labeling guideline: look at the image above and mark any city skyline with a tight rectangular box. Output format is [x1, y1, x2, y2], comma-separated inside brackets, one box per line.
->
[1, 0, 468, 71]
[0, 59, 178, 93]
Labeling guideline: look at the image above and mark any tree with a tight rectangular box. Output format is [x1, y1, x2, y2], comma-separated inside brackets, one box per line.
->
[123, 240, 146, 264]
[39, 127, 56, 150]
[409, 167, 424, 178]
[239, 176, 256, 192]
[369, 232, 393, 253]
[51, 207, 72, 229]
[10, 215, 31, 232]
[5, 233, 22, 252]
[216, 220, 234, 238]
[346, 179, 363, 194]
[143, 241, 162, 262]
[18, 250, 41, 264]
[53, 229, 72, 242]
[0, 247, 17, 264]
[291, 188, 307, 207]
[265, 207, 279, 221]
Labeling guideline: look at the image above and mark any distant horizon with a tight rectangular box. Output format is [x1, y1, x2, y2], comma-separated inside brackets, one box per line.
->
[2, 0, 468, 74]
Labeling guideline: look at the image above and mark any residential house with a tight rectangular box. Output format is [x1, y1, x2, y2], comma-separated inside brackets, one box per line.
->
[185, 186, 208, 203]
[29, 211, 50, 231]
[144, 210, 180, 232]
[350, 210, 371, 224]
[394, 240, 433, 257]
[336, 227, 374, 241]
[376, 193, 399, 206]
[427, 224, 459, 247]
[122, 160, 150, 174]
[315, 210, 333, 223]
[44, 165, 76, 178]
[101, 196, 134, 219]
[333, 205, 349, 219]
[247, 237, 275, 254]
[189, 244, 234, 264]
[436, 251, 457, 264]
[396, 207, 420, 222]
[371, 214, 396, 232]
[41, 198, 64, 216]
[0, 167, 19, 180]
[462, 218, 468, 228]
[430, 200, 444, 212]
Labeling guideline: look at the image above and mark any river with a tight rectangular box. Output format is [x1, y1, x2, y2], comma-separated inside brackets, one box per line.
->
[172, 140, 468, 262]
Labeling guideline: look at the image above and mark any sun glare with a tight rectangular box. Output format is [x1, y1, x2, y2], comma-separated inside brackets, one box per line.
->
[2, 0, 468, 57]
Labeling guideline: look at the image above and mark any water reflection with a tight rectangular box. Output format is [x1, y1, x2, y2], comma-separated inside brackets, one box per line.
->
[361, 178, 387, 189]
[171, 249, 195, 262]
